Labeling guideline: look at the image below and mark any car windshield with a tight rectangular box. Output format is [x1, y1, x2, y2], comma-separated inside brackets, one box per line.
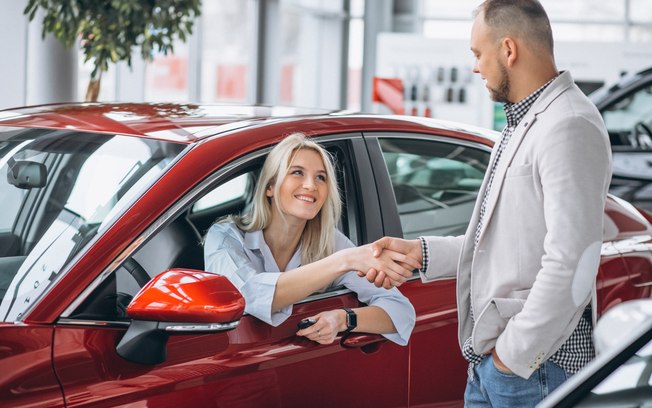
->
[602, 85, 652, 133]
[0, 127, 185, 322]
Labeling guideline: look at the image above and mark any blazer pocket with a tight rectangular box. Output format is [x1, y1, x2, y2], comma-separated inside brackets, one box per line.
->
[493, 297, 526, 319]
[505, 164, 532, 178]
[472, 297, 526, 353]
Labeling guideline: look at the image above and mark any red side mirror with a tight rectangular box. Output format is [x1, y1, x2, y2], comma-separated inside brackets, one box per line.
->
[127, 269, 245, 323]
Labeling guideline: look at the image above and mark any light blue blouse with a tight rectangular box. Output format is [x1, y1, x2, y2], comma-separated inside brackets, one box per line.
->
[204, 222, 415, 345]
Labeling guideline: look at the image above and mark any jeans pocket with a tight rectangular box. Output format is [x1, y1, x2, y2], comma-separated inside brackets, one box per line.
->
[491, 354, 518, 377]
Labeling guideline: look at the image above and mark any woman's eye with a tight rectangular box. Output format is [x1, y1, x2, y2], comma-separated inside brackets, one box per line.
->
[316, 175, 326, 182]
[292, 170, 303, 176]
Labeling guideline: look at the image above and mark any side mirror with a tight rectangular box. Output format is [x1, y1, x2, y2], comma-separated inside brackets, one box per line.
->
[7, 159, 47, 189]
[116, 269, 245, 364]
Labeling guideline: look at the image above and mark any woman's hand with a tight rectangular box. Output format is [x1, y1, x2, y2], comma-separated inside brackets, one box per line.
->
[296, 310, 346, 344]
[359, 237, 423, 288]
[341, 244, 420, 287]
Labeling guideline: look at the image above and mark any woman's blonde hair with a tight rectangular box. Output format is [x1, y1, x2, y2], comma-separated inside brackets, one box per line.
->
[230, 133, 341, 264]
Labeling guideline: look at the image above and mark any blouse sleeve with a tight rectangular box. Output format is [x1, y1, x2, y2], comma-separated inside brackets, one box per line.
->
[332, 231, 416, 346]
[204, 223, 292, 326]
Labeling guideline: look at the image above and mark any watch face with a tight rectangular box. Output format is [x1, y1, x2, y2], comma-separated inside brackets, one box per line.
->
[345, 309, 357, 330]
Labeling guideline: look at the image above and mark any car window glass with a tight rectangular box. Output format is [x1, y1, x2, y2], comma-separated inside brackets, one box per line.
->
[379, 138, 489, 238]
[0, 128, 185, 322]
[191, 173, 251, 213]
[578, 337, 652, 406]
[602, 85, 652, 149]
[70, 141, 356, 322]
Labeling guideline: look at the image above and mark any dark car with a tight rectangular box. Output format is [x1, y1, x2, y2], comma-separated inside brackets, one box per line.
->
[1, 103, 651, 407]
[591, 67, 652, 211]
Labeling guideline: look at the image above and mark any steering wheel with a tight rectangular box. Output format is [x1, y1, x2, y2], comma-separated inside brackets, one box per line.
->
[633, 121, 652, 149]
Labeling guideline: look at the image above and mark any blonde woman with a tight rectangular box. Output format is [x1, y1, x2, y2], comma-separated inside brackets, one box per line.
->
[204, 133, 417, 345]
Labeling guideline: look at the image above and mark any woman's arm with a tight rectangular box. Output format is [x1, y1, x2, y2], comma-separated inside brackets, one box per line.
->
[296, 231, 416, 345]
[272, 244, 419, 312]
[296, 306, 395, 345]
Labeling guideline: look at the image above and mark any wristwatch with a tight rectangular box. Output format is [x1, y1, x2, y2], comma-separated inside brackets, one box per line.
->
[343, 308, 357, 333]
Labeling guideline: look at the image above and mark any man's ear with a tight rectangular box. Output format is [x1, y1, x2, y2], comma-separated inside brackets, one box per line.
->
[502, 37, 518, 67]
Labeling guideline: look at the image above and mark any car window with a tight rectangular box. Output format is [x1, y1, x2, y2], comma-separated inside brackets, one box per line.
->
[191, 173, 251, 213]
[379, 137, 489, 238]
[576, 337, 652, 406]
[0, 127, 185, 322]
[69, 139, 358, 322]
[602, 85, 652, 149]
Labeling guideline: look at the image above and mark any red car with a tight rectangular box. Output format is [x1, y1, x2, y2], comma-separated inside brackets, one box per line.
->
[0, 103, 651, 407]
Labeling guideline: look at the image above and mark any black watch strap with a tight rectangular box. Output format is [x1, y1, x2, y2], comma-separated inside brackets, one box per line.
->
[343, 308, 357, 333]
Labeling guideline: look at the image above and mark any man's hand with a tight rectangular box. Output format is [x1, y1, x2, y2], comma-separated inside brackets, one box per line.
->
[491, 349, 513, 374]
[358, 237, 422, 288]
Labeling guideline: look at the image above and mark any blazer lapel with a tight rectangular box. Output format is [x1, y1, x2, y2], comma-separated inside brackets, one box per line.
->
[473, 117, 534, 249]
[472, 71, 576, 250]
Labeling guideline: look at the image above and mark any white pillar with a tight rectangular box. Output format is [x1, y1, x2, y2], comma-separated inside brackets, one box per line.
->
[0, 0, 29, 109]
[361, 0, 393, 112]
[26, 9, 77, 105]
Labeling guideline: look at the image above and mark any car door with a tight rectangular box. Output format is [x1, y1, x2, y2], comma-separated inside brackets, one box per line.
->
[363, 132, 492, 407]
[50, 134, 410, 408]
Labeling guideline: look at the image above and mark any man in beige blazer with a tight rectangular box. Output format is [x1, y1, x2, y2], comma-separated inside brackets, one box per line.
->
[366, 0, 612, 406]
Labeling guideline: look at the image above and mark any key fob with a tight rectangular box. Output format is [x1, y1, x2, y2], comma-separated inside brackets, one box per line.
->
[297, 318, 316, 330]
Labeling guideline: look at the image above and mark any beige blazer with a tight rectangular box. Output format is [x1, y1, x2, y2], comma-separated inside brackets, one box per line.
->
[421, 71, 612, 379]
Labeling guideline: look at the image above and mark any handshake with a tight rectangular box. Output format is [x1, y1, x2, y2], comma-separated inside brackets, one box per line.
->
[354, 237, 423, 289]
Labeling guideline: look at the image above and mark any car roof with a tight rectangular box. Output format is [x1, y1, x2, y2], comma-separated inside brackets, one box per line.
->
[589, 66, 652, 108]
[0, 102, 498, 144]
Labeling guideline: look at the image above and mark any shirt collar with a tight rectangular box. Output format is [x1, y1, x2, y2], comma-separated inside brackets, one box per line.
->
[243, 229, 302, 271]
[503, 75, 557, 129]
[243, 229, 265, 250]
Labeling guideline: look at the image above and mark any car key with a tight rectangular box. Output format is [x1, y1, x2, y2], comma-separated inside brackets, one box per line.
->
[297, 318, 316, 330]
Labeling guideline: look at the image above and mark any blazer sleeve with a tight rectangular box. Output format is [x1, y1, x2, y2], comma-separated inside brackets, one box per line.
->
[420, 235, 465, 282]
[495, 114, 612, 378]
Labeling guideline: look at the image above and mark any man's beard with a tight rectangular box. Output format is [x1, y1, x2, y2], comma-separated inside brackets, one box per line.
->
[488, 62, 510, 103]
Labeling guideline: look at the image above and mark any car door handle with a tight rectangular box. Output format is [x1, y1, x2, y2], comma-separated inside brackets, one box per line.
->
[341, 333, 386, 352]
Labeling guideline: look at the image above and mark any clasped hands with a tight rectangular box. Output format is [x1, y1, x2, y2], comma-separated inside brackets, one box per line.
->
[357, 237, 423, 289]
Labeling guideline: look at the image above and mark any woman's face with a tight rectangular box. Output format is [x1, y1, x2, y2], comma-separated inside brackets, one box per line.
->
[268, 148, 328, 223]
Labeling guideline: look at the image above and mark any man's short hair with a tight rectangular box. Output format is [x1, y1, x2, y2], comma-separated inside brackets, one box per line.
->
[474, 0, 554, 54]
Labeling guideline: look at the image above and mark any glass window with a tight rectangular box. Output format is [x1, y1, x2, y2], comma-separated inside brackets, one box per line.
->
[144, 40, 190, 102]
[630, 26, 652, 42]
[200, 0, 253, 103]
[421, 0, 477, 19]
[379, 137, 489, 238]
[192, 173, 251, 213]
[602, 84, 652, 148]
[552, 23, 625, 42]
[575, 336, 652, 406]
[423, 21, 473, 39]
[279, 0, 345, 108]
[541, 0, 624, 21]
[630, 0, 652, 23]
[0, 127, 185, 322]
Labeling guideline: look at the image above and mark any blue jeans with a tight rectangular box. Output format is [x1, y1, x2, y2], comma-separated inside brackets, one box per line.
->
[464, 356, 569, 407]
